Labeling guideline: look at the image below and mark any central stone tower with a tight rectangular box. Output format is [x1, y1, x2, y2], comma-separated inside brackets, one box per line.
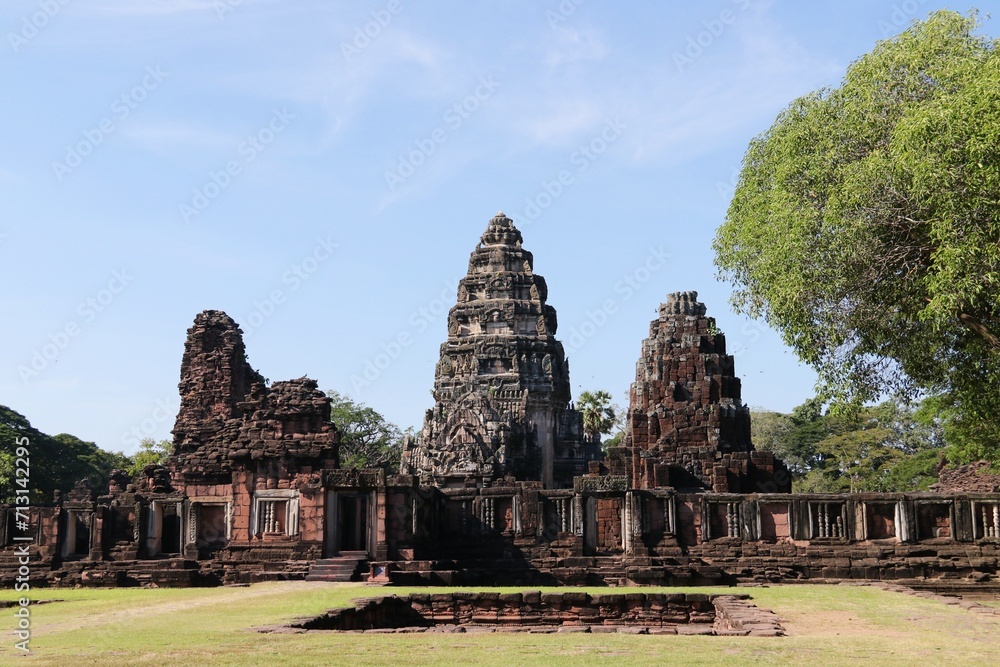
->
[401, 212, 600, 488]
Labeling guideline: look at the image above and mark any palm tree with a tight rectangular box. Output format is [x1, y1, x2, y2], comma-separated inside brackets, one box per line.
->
[577, 390, 616, 442]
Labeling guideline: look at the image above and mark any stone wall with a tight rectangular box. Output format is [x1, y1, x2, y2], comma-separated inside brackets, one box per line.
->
[933, 461, 1000, 493]
[280, 590, 785, 636]
[5, 482, 999, 589]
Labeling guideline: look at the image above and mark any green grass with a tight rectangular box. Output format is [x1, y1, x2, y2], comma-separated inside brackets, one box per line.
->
[1, 582, 997, 666]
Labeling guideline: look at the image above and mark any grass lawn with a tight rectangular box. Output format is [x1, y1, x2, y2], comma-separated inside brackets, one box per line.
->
[2, 582, 997, 666]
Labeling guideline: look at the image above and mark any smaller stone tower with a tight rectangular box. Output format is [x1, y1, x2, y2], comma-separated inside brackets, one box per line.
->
[624, 291, 789, 493]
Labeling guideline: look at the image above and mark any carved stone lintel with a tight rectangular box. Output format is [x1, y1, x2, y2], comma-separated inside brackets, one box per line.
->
[574, 475, 629, 493]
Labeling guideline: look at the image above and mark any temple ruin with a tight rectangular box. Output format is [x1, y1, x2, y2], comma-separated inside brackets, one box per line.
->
[2, 213, 998, 591]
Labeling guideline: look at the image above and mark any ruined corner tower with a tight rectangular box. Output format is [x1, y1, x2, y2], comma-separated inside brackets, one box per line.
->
[624, 291, 789, 493]
[171, 310, 340, 482]
[401, 212, 601, 488]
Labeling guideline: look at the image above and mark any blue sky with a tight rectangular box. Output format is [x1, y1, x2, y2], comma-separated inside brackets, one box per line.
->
[2, 1, 996, 454]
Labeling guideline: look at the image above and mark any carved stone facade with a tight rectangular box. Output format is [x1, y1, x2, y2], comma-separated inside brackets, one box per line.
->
[623, 291, 790, 493]
[401, 212, 600, 488]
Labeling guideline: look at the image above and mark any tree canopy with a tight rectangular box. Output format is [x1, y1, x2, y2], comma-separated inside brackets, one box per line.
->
[0, 405, 129, 503]
[751, 397, 944, 493]
[714, 11, 1000, 462]
[125, 438, 172, 477]
[326, 391, 405, 471]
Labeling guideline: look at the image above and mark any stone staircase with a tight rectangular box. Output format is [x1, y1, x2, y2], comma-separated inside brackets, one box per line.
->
[306, 552, 368, 582]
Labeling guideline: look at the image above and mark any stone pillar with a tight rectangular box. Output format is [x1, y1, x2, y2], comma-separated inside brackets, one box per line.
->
[895, 500, 909, 543]
[624, 491, 643, 556]
[183, 501, 198, 559]
[375, 489, 388, 560]
[89, 507, 103, 561]
[533, 410, 555, 488]
[572, 494, 584, 537]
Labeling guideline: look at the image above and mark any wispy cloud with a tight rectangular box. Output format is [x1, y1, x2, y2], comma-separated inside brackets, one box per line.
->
[513, 97, 609, 146]
[543, 26, 609, 71]
[621, 14, 842, 164]
[84, 0, 219, 17]
[120, 121, 241, 154]
[83, 0, 274, 18]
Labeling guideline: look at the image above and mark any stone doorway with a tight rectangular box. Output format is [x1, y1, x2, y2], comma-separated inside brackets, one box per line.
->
[194, 504, 229, 558]
[325, 492, 371, 557]
[146, 501, 184, 556]
[583, 496, 598, 555]
[61, 510, 91, 558]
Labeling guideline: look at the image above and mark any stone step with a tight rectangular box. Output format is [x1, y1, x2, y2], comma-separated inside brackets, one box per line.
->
[306, 555, 367, 582]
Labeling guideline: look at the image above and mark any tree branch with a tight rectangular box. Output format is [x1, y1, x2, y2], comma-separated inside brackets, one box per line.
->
[958, 312, 1000, 350]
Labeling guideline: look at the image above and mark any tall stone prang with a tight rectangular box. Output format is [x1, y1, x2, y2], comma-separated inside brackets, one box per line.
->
[624, 291, 790, 493]
[401, 212, 601, 488]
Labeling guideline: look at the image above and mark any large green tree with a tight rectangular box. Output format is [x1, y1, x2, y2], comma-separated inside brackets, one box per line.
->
[714, 11, 1000, 461]
[326, 391, 405, 471]
[752, 397, 944, 493]
[125, 438, 172, 477]
[0, 405, 129, 503]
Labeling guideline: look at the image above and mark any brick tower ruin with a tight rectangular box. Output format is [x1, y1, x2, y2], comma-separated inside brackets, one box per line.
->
[624, 291, 789, 493]
[400, 212, 601, 488]
[171, 310, 340, 484]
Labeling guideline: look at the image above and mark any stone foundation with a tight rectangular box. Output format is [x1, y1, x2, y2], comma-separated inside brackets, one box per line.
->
[271, 591, 784, 636]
